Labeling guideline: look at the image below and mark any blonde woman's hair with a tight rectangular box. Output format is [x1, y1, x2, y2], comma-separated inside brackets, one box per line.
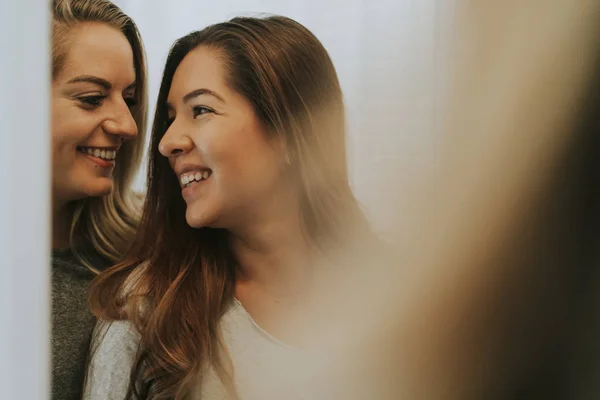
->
[52, 0, 148, 272]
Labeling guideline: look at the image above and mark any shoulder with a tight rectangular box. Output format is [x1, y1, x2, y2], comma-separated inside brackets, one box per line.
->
[91, 319, 141, 356]
[83, 320, 140, 400]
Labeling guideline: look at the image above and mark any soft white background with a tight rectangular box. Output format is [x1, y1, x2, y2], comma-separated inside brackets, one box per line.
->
[0, 1, 449, 398]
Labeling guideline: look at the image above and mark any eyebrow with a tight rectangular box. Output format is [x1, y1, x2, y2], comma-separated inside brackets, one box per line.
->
[166, 88, 226, 109]
[66, 75, 136, 91]
[183, 88, 225, 103]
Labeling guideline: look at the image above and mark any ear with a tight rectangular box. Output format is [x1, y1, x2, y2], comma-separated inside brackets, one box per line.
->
[284, 151, 293, 165]
[276, 134, 294, 166]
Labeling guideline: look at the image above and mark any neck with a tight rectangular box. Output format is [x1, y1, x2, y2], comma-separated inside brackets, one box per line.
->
[52, 200, 72, 250]
[230, 208, 314, 298]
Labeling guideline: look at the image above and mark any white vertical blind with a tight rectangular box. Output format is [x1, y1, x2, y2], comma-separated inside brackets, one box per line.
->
[0, 0, 51, 399]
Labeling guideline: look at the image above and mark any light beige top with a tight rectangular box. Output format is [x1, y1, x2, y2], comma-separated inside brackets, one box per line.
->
[83, 299, 361, 399]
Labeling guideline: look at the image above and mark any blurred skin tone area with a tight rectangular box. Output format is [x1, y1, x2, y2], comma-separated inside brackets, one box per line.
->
[287, 1, 600, 399]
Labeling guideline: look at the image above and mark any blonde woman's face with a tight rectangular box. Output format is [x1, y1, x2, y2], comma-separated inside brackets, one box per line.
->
[51, 22, 138, 205]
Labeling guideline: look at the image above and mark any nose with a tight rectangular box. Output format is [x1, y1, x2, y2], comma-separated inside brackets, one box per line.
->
[102, 100, 138, 140]
[158, 121, 194, 158]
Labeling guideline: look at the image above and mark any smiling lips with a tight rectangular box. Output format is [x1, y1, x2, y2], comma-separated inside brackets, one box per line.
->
[78, 146, 118, 161]
[180, 170, 212, 187]
[77, 146, 119, 169]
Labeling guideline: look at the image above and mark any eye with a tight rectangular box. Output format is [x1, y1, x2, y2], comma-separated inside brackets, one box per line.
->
[192, 105, 213, 118]
[124, 97, 137, 108]
[166, 115, 175, 128]
[78, 95, 105, 108]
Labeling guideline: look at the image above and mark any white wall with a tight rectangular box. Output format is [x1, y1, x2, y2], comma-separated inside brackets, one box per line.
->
[114, 0, 447, 237]
[0, 1, 50, 399]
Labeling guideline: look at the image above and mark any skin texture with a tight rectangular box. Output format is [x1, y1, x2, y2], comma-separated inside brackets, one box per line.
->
[159, 46, 293, 232]
[52, 21, 137, 208]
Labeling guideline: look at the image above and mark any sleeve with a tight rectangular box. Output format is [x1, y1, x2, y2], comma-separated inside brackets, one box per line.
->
[82, 320, 141, 400]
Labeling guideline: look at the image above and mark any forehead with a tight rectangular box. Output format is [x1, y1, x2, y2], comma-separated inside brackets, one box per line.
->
[56, 22, 135, 84]
[168, 46, 228, 102]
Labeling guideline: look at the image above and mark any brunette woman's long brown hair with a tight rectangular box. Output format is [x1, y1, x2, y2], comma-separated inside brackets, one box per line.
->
[89, 15, 371, 399]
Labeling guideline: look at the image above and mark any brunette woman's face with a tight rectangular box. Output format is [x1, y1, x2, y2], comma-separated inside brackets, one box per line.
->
[51, 22, 138, 205]
[159, 46, 290, 230]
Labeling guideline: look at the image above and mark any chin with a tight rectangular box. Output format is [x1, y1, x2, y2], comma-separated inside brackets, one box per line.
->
[185, 207, 219, 229]
[81, 178, 114, 198]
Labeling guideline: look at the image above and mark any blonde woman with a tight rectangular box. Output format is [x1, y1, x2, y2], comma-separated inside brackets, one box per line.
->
[50, 0, 147, 398]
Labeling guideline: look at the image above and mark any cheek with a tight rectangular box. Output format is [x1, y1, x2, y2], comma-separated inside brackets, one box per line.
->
[204, 131, 265, 173]
[51, 107, 96, 151]
[197, 117, 285, 199]
[212, 137, 284, 195]
[51, 110, 99, 175]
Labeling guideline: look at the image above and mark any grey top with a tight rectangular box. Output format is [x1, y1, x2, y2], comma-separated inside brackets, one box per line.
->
[52, 248, 109, 400]
[84, 300, 360, 400]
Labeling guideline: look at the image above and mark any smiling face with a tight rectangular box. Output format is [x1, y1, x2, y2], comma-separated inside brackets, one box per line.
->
[158, 46, 290, 230]
[51, 21, 138, 205]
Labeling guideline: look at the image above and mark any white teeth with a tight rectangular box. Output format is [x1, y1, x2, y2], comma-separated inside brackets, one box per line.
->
[180, 170, 211, 186]
[80, 147, 117, 160]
